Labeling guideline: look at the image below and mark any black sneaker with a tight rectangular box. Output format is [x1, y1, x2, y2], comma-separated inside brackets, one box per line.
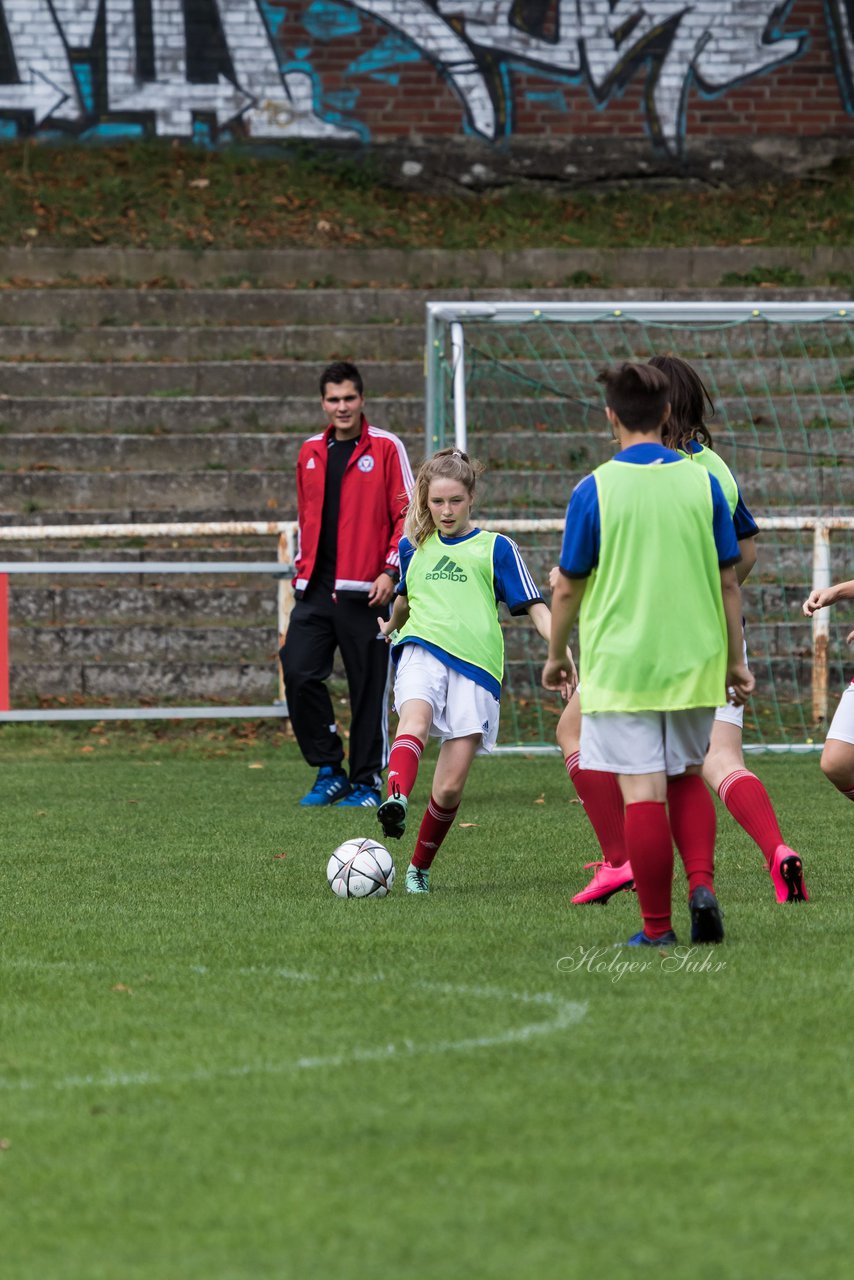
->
[690, 885, 725, 944]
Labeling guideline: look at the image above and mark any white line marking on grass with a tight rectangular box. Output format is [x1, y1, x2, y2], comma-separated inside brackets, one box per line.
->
[0, 975, 586, 1095]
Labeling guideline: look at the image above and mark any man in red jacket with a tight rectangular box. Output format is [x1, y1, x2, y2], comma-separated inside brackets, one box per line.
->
[281, 362, 415, 807]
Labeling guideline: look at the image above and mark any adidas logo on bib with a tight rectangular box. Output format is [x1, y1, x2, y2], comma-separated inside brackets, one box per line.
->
[426, 555, 467, 582]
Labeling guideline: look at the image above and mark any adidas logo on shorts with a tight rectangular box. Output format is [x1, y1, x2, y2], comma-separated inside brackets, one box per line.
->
[426, 555, 467, 582]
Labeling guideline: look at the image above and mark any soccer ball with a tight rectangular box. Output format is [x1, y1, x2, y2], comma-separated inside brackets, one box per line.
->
[327, 837, 395, 898]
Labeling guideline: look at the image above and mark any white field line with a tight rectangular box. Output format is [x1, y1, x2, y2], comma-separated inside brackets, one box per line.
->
[0, 962, 587, 1094]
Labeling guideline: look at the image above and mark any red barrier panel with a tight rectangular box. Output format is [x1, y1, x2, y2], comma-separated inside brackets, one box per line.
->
[0, 574, 8, 711]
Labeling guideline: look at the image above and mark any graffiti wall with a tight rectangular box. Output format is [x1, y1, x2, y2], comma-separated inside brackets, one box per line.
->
[0, 1, 852, 159]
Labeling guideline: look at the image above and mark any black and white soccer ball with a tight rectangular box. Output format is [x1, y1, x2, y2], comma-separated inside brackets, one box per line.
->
[327, 837, 395, 898]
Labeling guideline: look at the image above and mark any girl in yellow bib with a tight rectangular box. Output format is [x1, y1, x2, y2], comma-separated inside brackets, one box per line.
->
[377, 447, 574, 893]
[553, 354, 808, 908]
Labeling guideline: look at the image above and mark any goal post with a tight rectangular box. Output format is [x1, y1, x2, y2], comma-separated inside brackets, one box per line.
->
[424, 301, 854, 750]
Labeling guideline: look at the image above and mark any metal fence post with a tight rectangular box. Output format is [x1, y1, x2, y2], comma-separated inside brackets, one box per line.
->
[811, 520, 832, 725]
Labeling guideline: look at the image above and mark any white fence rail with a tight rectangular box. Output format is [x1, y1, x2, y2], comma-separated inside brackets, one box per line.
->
[0, 516, 848, 732]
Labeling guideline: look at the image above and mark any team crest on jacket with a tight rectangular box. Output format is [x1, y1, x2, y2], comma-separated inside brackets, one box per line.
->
[358, 456, 375, 472]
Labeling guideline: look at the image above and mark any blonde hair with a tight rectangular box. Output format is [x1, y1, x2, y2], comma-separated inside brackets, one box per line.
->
[405, 447, 484, 547]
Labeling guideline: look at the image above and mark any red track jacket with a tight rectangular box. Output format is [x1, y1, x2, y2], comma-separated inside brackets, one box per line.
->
[293, 417, 414, 600]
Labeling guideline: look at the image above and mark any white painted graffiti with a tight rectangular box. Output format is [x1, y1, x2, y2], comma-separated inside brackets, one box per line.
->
[0, 0, 352, 139]
[350, 0, 806, 152]
[0, 0, 824, 150]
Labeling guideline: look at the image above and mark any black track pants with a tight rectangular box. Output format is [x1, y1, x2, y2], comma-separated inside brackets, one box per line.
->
[280, 588, 391, 789]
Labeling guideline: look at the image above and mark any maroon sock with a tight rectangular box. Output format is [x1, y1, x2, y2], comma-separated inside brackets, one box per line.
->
[411, 795, 459, 870]
[565, 751, 628, 866]
[717, 768, 785, 867]
[624, 801, 673, 938]
[386, 734, 423, 798]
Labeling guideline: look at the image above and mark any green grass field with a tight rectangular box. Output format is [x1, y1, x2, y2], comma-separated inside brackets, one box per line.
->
[1, 733, 850, 1280]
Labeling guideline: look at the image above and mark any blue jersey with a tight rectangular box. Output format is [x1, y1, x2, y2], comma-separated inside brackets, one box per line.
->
[397, 528, 543, 698]
[560, 443, 741, 578]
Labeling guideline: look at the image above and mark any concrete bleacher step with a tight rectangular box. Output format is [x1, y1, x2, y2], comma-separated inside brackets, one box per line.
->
[11, 584, 276, 624]
[1, 393, 852, 435]
[7, 579, 816, 628]
[0, 471, 300, 517]
[3, 320, 852, 365]
[0, 360, 421, 397]
[7, 650, 820, 704]
[0, 273, 848, 710]
[8, 620, 817, 666]
[1, 285, 849, 327]
[8, 659, 279, 701]
[3, 426, 842, 472]
[0, 357, 849, 398]
[2, 466, 852, 522]
[0, 325, 422, 362]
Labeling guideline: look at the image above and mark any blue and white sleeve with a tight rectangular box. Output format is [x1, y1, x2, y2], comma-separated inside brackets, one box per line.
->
[492, 536, 544, 616]
[397, 537, 415, 595]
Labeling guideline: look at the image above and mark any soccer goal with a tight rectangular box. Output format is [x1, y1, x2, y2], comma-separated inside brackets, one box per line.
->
[424, 301, 854, 751]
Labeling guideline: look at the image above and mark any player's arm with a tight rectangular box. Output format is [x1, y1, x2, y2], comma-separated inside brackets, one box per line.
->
[803, 578, 854, 616]
[492, 535, 577, 689]
[378, 537, 412, 638]
[720, 565, 754, 705]
[736, 536, 757, 585]
[378, 592, 409, 638]
[542, 478, 597, 692]
[527, 599, 578, 694]
[543, 572, 586, 691]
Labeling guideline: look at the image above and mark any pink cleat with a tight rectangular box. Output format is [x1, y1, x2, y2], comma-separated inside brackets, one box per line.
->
[769, 845, 809, 904]
[571, 860, 634, 905]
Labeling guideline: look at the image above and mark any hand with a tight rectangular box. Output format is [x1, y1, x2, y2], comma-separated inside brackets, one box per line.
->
[377, 615, 397, 640]
[726, 662, 755, 707]
[368, 572, 396, 608]
[803, 586, 836, 617]
[561, 649, 579, 700]
[548, 565, 561, 593]
[542, 656, 573, 692]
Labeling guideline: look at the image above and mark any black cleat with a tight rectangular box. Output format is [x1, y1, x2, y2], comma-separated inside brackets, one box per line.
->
[377, 790, 408, 840]
[690, 885, 725, 944]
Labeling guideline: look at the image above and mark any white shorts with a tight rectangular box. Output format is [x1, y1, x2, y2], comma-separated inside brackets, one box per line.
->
[713, 634, 749, 729]
[393, 644, 500, 754]
[826, 681, 854, 745]
[580, 707, 715, 777]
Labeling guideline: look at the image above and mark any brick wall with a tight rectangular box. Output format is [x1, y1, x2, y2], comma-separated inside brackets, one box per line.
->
[1, 1, 853, 180]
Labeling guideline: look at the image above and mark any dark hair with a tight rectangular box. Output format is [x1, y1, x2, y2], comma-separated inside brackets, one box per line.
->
[319, 361, 363, 397]
[596, 362, 670, 432]
[648, 354, 714, 450]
